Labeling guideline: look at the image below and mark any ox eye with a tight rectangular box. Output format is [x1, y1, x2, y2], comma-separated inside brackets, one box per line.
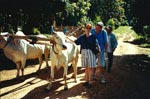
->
[55, 36, 59, 39]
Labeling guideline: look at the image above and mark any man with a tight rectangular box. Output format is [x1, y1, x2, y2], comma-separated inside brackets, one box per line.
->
[91, 22, 108, 83]
[50, 25, 54, 34]
[16, 27, 24, 35]
[105, 25, 118, 73]
[63, 27, 67, 34]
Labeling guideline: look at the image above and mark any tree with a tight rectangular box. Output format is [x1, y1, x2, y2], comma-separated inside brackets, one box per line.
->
[124, 0, 150, 34]
[0, 0, 66, 34]
[89, 0, 127, 27]
[60, 0, 91, 26]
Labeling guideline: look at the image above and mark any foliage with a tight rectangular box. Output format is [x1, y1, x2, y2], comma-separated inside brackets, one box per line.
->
[113, 26, 138, 39]
[0, 0, 149, 40]
[124, 0, 150, 35]
[89, 0, 127, 26]
[33, 28, 41, 35]
[143, 25, 150, 42]
[93, 15, 102, 25]
[62, 0, 91, 26]
[106, 18, 115, 29]
[0, 0, 126, 34]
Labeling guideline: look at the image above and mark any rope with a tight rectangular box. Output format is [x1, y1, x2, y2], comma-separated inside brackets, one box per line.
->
[67, 27, 82, 36]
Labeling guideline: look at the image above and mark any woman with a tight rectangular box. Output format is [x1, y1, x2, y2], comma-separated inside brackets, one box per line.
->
[75, 23, 99, 88]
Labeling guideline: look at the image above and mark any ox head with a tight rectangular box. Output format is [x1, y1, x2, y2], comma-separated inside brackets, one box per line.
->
[50, 31, 67, 51]
[0, 33, 15, 49]
[0, 34, 7, 49]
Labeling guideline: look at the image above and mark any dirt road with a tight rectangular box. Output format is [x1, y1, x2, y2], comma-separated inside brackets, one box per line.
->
[0, 38, 150, 99]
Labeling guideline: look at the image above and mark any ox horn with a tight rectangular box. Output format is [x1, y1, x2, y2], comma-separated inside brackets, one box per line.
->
[51, 31, 57, 35]
[47, 35, 55, 44]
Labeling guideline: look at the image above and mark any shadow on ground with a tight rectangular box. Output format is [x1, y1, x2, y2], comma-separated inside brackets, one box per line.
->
[124, 38, 150, 48]
[1, 53, 150, 99]
[117, 54, 150, 73]
[22, 54, 150, 99]
[0, 49, 47, 70]
[0, 66, 84, 98]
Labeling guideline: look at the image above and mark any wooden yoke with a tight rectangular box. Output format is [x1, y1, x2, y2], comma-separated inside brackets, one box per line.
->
[1, 34, 54, 46]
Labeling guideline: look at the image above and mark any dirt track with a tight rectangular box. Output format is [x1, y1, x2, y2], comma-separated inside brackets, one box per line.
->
[0, 39, 150, 99]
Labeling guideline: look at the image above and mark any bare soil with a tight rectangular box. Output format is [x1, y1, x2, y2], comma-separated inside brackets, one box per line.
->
[0, 39, 150, 99]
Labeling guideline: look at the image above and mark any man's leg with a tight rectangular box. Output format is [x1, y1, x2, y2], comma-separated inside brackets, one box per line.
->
[107, 53, 113, 73]
[91, 67, 97, 80]
[100, 50, 106, 83]
[100, 66, 106, 83]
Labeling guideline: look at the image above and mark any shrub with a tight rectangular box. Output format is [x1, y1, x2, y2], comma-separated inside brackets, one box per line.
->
[143, 25, 150, 41]
[93, 15, 102, 25]
[106, 18, 115, 30]
[33, 28, 41, 35]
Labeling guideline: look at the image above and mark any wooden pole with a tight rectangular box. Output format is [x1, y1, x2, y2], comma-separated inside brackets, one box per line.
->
[1, 34, 52, 41]
[0, 34, 54, 45]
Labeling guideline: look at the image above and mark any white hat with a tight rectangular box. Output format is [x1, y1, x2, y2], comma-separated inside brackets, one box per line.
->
[97, 22, 104, 27]
[17, 27, 22, 31]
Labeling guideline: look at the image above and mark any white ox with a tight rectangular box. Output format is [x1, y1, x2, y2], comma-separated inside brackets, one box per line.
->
[46, 31, 80, 90]
[0, 32, 50, 77]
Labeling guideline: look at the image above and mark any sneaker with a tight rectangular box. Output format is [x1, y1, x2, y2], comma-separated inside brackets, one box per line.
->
[101, 75, 106, 84]
[101, 77, 106, 84]
[83, 82, 89, 86]
[92, 77, 97, 81]
[107, 70, 111, 73]
[86, 83, 92, 89]
[83, 82, 92, 88]
[91, 75, 97, 81]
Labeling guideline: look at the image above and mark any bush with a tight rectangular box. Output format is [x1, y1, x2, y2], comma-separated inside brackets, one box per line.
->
[106, 18, 122, 29]
[106, 18, 115, 30]
[143, 25, 150, 34]
[77, 16, 92, 26]
[143, 25, 150, 41]
[93, 15, 102, 25]
[121, 19, 129, 26]
[113, 18, 121, 29]
[33, 28, 41, 35]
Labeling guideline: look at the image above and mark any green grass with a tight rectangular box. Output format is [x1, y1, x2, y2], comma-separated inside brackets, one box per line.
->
[140, 43, 150, 48]
[114, 26, 150, 49]
[113, 26, 138, 39]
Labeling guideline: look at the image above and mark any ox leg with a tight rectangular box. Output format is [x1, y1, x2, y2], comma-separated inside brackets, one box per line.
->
[44, 48, 49, 67]
[46, 66, 54, 90]
[63, 65, 68, 90]
[16, 62, 21, 77]
[72, 56, 78, 83]
[21, 59, 26, 76]
[38, 56, 43, 71]
[45, 54, 49, 67]
[72, 60, 77, 83]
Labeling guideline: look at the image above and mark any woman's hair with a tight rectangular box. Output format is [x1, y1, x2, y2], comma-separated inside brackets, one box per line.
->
[85, 23, 92, 29]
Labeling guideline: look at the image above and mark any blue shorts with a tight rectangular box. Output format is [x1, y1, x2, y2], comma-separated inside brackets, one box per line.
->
[97, 50, 106, 67]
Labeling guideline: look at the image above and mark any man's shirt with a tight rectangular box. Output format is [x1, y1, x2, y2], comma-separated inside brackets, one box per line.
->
[91, 29, 108, 51]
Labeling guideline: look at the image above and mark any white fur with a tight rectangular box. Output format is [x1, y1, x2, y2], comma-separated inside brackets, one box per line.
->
[47, 32, 79, 90]
[0, 32, 50, 77]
